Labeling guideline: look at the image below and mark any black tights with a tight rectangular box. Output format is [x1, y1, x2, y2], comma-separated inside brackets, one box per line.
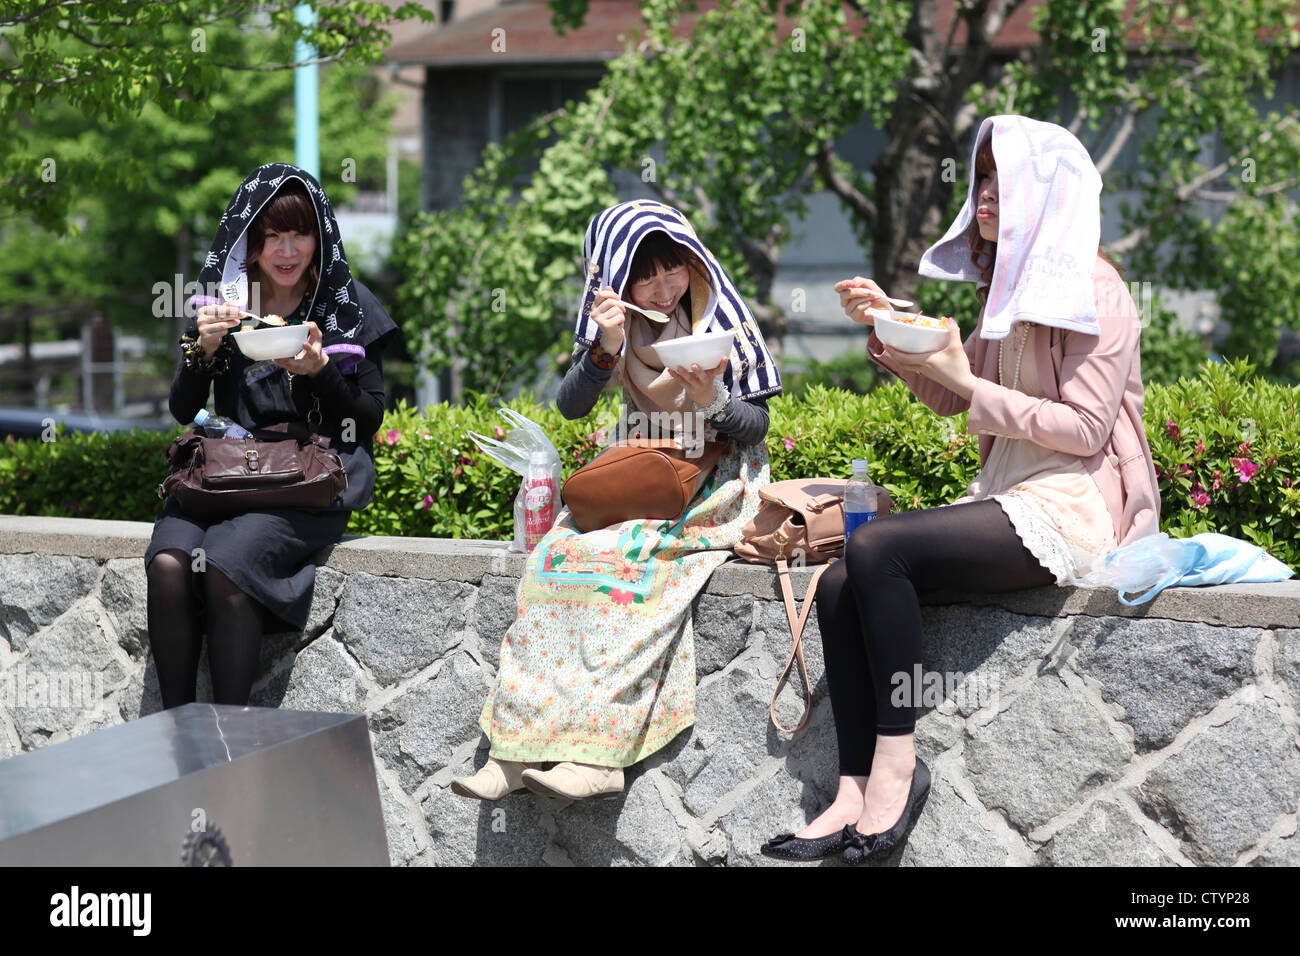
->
[816, 499, 1054, 775]
[146, 550, 265, 708]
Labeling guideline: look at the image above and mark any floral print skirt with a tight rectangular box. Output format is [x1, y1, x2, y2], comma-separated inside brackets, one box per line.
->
[479, 440, 769, 767]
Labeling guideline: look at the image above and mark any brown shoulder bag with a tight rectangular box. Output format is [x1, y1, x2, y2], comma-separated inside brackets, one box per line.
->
[561, 437, 729, 533]
[735, 478, 891, 733]
[159, 422, 348, 521]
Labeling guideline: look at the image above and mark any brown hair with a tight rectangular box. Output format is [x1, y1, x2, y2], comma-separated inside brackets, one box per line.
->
[966, 135, 1125, 305]
[243, 181, 321, 296]
[627, 230, 708, 289]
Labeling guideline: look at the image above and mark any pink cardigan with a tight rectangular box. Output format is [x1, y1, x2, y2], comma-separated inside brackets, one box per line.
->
[868, 259, 1160, 547]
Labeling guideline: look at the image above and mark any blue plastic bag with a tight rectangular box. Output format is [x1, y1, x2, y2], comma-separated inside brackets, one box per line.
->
[1079, 532, 1294, 605]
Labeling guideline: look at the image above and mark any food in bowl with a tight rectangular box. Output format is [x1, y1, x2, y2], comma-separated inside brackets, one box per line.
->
[232, 323, 311, 360]
[873, 310, 949, 354]
[649, 329, 736, 370]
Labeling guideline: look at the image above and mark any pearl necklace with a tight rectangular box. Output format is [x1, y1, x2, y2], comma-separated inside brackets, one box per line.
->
[998, 323, 1031, 391]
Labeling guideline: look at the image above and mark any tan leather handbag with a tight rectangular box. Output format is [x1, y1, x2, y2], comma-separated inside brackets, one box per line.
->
[561, 437, 728, 533]
[734, 479, 850, 566]
[735, 478, 891, 733]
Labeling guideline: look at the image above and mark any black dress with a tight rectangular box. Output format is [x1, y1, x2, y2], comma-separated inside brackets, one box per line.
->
[145, 284, 391, 632]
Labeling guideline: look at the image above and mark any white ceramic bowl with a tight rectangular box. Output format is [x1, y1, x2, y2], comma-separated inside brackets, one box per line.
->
[232, 324, 311, 360]
[872, 311, 949, 354]
[650, 329, 736, 370]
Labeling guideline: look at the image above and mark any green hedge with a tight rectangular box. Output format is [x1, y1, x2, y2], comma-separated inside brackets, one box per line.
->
[2, 360, 1296, 569]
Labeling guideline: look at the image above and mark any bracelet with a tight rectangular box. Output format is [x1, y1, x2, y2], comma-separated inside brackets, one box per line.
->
[180, 335, 231, 376]
[697, 378, 732, 422]
[589, 338, 620, 371]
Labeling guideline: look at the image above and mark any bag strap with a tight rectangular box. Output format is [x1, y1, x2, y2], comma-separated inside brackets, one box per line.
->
[248, 421, 331, 448]
[768, 556, 833, 734]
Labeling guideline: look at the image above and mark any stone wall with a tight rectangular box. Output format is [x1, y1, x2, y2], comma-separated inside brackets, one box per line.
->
[2, 515, 1299, 867]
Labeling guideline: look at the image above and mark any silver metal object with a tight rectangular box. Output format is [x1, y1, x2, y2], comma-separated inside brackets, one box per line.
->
[0, 704, 388, 866]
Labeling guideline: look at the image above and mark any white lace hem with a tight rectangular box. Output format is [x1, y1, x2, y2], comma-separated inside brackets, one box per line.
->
[993, 493, 1101, 585]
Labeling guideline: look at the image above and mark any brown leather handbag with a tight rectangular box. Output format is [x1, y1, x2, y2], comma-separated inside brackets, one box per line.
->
[561, 437, 729, 533]
[735, 478, 892, 733]
[159, 423, 348, 520]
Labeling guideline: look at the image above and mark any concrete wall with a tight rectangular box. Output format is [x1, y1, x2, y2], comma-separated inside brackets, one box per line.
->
[2, 515, 1298, 867]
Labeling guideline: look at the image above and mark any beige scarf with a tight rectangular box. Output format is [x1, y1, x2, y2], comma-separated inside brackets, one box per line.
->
[615, 304, 693, 420]
[615, 265, 717, 421]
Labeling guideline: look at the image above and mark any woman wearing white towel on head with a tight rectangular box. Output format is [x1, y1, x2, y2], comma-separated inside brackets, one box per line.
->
[762, 115, 1160, 864]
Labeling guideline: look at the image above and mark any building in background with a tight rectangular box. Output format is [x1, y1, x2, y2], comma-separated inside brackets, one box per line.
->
[387, 0, 1300, 393]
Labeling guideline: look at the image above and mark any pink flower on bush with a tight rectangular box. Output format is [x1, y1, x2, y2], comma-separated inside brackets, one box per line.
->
[494, 425, 505, 439]
[783, 436, 795, 451]
[594, 427, 608, 444]
[1178, 463, 1191, 476]
[1165, 420, 1180, 440]
[384, 429, 401, 446]
[1154, 464, 1164, 479]
[1194, 438, 1206, 457]
[1238, 441, 1252, 455]
[1189, 481, 1210, 509]
[1232, 457, 1259, 482]
[422, 494, 433, 510]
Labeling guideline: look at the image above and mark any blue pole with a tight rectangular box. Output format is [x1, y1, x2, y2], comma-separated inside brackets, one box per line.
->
[294, 4, 319, 179]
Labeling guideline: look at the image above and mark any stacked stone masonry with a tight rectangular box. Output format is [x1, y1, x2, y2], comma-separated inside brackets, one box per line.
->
[1, 516, 1298, 867]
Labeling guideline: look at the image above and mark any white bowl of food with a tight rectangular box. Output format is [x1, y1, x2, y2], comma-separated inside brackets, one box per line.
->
[232, 324, 310, 360]
[872, 310, 949, 354]
[650, 329, 736, 370]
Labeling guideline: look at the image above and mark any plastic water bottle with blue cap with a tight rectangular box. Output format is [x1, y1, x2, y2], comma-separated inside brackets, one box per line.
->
[844, 457, 877, 539]
[193, 408, 248, 439]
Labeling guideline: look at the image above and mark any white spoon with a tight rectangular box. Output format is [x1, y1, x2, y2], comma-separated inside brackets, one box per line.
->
[237, 310, 288, 331]
[617, 300, 671, 323]
[844, 291, 915, 310]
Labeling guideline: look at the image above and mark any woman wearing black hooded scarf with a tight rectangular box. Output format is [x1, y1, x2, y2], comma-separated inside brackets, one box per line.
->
[145, 163, 398, 708]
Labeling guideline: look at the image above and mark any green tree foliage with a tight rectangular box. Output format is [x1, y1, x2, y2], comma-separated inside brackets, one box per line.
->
[0, 25, 398, 362]
[396, 0, 1300, 395]
[0, 0, 431, 231]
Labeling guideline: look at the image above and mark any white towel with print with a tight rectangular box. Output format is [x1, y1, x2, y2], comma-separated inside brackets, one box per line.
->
[918, 114, 1104, 340]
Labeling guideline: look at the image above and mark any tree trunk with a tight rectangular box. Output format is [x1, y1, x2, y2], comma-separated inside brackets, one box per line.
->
[871, 113, 959, 301]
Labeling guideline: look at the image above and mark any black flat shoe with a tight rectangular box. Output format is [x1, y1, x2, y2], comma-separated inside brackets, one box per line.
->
[760, 828, 850, 861]
[842, 758, 931, 865]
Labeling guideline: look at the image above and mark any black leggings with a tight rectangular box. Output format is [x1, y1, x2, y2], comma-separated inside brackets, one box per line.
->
[816, 499, 1054, 775]
[146, 550, 265, 708]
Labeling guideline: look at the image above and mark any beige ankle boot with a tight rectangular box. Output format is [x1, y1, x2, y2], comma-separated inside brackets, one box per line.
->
[520, 762, 624, 800]
[450, 757, 538, 801]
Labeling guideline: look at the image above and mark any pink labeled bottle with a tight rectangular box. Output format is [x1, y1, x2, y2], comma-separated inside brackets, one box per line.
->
[523, 450, 556, 551]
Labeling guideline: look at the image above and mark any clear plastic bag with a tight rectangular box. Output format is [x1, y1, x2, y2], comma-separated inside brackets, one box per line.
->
[1074, 533, 1197, 605]
[466, 409, 563, 552]
[1076, 532, 1294, 605]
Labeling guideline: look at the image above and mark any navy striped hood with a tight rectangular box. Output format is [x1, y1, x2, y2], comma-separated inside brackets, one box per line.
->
[574, 200, 782, 400]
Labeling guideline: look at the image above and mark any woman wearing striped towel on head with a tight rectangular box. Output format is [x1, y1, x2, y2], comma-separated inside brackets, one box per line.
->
[453, 200, 781, 802]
